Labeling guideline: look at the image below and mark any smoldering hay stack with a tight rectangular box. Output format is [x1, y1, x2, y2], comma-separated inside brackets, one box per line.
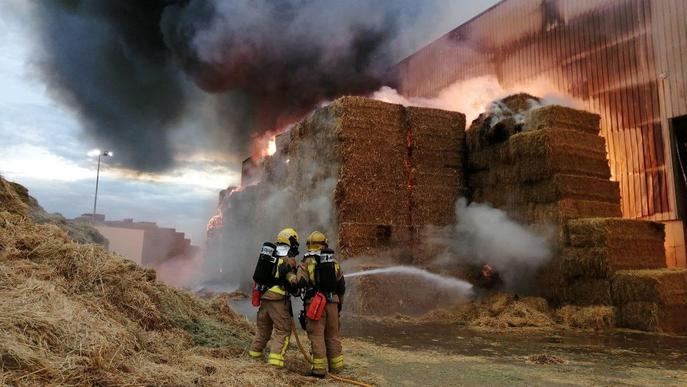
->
[0, 176, 311, 386]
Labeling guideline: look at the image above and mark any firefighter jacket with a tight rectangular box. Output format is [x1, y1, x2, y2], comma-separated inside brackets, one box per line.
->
[262, 257, 298, 301]
[297, 252, 346, 304]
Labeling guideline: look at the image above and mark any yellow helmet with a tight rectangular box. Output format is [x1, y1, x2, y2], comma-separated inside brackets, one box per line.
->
[276, 227, 299, 247]
[306, 231, 328, 251]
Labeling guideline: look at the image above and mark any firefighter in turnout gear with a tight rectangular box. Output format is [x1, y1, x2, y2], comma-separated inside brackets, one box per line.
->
[249, 228, 300, 367]
[297, 231, 346, 377]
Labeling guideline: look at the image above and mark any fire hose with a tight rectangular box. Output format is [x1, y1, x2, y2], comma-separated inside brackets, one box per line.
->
[290, 319, 372, 387]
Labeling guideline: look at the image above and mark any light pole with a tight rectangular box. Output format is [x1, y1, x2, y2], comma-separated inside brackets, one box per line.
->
[90, 149, 113, 223]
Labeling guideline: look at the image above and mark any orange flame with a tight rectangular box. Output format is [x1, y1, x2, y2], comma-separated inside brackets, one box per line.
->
[251, 131, 279, 160]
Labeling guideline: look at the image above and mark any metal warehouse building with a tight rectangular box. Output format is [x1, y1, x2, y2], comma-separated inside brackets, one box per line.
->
[395, 0, 687, 266]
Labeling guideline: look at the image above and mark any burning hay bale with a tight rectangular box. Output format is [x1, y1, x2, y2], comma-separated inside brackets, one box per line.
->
[462, 96, 687, 334]
[466, 97, 620, 229]
[0, 193, 310, 385]
[468, 93, 541, 149]
[271, 96, 466, 259]
[524, 105, 601, 134]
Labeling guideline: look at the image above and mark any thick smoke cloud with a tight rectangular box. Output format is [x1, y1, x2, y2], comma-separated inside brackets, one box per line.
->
[34, 1, 492, 172]
[36, 1, 188, 171]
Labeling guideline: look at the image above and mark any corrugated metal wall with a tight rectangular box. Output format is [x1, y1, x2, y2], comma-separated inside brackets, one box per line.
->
[396, 0, 687, 224]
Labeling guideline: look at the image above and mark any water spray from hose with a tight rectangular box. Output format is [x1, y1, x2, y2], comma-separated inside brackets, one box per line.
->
[347, 266, 474, 297]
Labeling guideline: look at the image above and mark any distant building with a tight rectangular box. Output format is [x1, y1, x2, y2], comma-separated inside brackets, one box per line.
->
[76, 214, 198, 266]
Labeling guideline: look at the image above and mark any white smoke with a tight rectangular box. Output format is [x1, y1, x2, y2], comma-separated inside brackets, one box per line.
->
[428, 198, 553, 292]
[371, 75, 585, 124]
[199, 123, 338, 291]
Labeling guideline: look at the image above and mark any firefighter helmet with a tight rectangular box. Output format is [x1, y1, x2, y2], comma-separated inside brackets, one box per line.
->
[306, 231, 328, 251]
[276, 227, 299, 247]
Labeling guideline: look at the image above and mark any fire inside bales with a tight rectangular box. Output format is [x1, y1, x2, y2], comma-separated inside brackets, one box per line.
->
[208, 95, 687, 335]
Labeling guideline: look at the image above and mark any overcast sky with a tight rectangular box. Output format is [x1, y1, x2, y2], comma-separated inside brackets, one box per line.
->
[0, 1, 498, 244]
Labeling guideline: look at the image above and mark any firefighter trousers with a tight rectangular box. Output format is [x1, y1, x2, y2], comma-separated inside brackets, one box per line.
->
[248, 299, 292, 367]
[306, 302, 343, 375]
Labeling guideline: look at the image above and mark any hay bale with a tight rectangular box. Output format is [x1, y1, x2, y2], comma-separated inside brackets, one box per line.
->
[567, 218, 665, 247]
[466, 142, 511, 169]
[517, 153, 611, 182]
[559, 278, 612, 306]
[337, 223, 412, 252]
[524, 175, 620, 204]
[412, 185, 459, 226]
[535, 257, 566, 303]
[412, 170, 464, 188]
[560, 246, 666, 279]
[555, 305, 616, 330]
[406, 105, 466, 136]
[339, 153, 406, 186]
[510, 128, 606, 159]
[508, 126, 610, 184]
[335, 184, 408, 225]
[470, 175, 620, 209]
[616, 302, 687, 333]
[611, 269, 687, 305]
[528, 199, 622, 224]
[525, 105, 601, 134]
[325, 96, 405, 140]
[413, 152, 464, 171]
[616, 302, 660, 331]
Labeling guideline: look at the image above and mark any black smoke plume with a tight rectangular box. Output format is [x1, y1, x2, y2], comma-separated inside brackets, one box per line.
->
[34, 0, 464, 172]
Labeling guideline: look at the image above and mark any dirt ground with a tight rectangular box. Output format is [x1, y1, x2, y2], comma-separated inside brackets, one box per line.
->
[290, 320, 687, 386]
[232, 298, 687, 386]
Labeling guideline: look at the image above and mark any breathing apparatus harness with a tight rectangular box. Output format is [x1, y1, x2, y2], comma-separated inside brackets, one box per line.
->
[298, 248, 340, 327]
[251, 238, 299, 306]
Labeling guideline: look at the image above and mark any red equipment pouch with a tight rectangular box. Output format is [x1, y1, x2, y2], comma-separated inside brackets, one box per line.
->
[251, 283, 262, 307]
[306, 292, 327, 321]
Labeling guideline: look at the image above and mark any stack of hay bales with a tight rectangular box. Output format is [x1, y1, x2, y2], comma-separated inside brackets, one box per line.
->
[558, 218, 667, 306]
[407, 107, 466, 227]
[465, 95, 687, 333]
[270, 97, 466, 258]
[467, 100, 622, 229]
